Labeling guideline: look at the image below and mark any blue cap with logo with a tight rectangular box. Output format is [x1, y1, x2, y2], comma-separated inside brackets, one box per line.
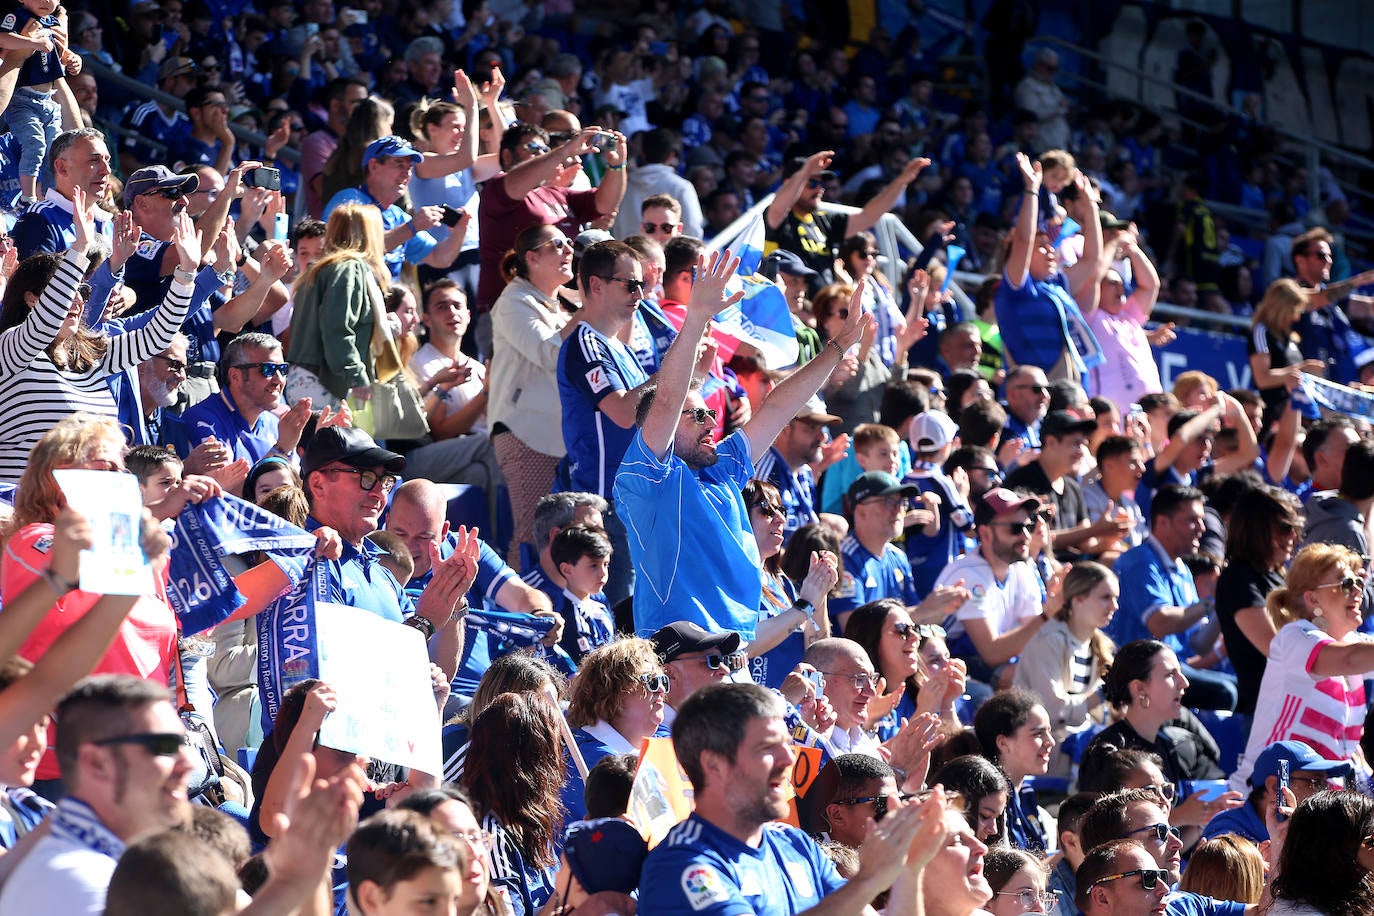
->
[361, 135, 424, 170]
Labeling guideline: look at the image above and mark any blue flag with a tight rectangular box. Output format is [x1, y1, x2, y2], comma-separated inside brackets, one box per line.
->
[721, 209, 802, 369]
[167, 494, 317, 636]
[256, 557, 336, 734]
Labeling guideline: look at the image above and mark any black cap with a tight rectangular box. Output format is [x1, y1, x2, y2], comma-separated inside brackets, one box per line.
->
[650, 621, 742, 662]
[846, 471, 919, 508]
[301, 427, 406, 480]
[1040, 409, 1098, 439]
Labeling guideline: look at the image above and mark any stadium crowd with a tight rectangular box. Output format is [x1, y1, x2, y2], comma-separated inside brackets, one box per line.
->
[1, 0, 1374, 914]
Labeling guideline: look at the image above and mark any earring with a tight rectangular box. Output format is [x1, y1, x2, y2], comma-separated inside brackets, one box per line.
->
[1138, 694, 1150, 708]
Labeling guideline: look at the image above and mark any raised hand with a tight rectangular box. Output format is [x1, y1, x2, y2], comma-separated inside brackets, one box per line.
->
[69, 185, 92, 254]
[1016, 152, 1042, 193]
[258, 240, 293, 282]
[480, 65, 506, 107]
[687, 250, 744, 319]
[416, 525, 480, 627]
[50, 505, 94, 586]
[453, 68, 479, 109]
[108, 211, 140, 272]
[275, 398, 314, 452]
[169, 210, 203, 272]
[205, 458, 250, 495]
[798, 549, 839, 606]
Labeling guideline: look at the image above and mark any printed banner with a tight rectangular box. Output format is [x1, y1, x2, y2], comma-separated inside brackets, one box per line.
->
[1299, 373, 1374, 421]
[167, 493, 316, 636]
[315, 602, 443, 776]
[256, 557, 335, 734]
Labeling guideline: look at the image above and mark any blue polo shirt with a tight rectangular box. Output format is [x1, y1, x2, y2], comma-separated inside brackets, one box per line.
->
[639, 814, 845, 916]
[753, 446, 817, 542]
[994, 271, 1076, 371]
[1001, 412, 1042, 451]
[2, 10, 62, 85]
[309, 520, 412, 623]
[830, 533, 919, 625]
[616, 430, 762, 639]
[11, 189, 114, 260]
[1164, 893, 1247, 916]
[1111, 537, 1197, 651]
[171, 135, 228, 170]
[559, 323, 649, 498]
[180, 389, 280, 466]
[323, 186, 437, 281]
[119, 100, 191, 168]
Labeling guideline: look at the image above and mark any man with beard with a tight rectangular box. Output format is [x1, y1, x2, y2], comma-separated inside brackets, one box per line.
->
[765, 150, 930, 291]
[1075, 841, 1170, 916]
[0, 675, 196, 913]
[616, 259, 868, 639]
[120, 334, 190, 449]
[935, 488, 1050, 689]
[639, 682, 945, 916]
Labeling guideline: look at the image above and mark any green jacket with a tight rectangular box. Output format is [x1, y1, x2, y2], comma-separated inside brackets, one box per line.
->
[287, 257, 378, 398]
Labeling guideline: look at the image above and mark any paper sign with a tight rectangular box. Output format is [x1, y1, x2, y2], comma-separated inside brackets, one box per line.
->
[629, 738, 825, 847]
[52, 469, 152, 596]
[313, 602, 443, 776]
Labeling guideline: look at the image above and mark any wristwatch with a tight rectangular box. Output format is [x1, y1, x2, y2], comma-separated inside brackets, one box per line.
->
[793, 598, 816, 620]
[404, 615, 437, 639]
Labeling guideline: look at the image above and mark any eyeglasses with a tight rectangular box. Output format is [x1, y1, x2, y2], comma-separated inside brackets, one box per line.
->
[535, 236, 573, 252]
[1011, 384, 1050, 394]
[806, 177, 826, 189]
[1144, 783, 1176, 803]
[1090, 868, 1169, 892]
[679, 651, 747, 672]
[75, 283, 92, 301]
[861, 496, 905, 510]
[600, 275, 646, 294]
[639, 673, 670, 693]
[990, 520, 1037, 535]
[234, 361, 291, 378]
[1129, 823, 1182, 843]
[833, 793, 916, 820]
[859, 250, 879, 258]
[995, 889, 1061, 912]
[452, 829, 494, 849]
[153, 354, 189, 375]
[819, 671, 881, 691]
[751, 501, 783, 519]
[320, 467, 399, 493]
[641, 222, 680, 235]
[92, 732, 189, 756]
[681, 406, 718, 425]
[893, 622, 946, 640]
[1289, 774, 1329, 789]
[523, 140, 550, 155]
[1315, 576, 1363, 597]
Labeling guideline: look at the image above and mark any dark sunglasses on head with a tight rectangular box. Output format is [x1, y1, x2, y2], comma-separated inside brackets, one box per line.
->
[1090, 868, 1169, 892]
[681, 406, 718, 425]
[93, 732, 188, 756]
[234, 361, 290, 378]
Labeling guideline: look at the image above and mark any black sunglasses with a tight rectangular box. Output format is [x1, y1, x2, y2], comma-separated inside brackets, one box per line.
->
[234, 361, 290, 378]
[153, 353, 188, 374]
[641, 221, 680, 235]
[681, 406, 718, 425]
[1090, 868, 1169, 891]
[752, 501, 783, 520]
[833, 793, 916, 821]
[92, 732, 189, 756]
[681, 650, 746, 671]
[991, 519, 1037, 535]
[1130, 823, 1182, 843]
[144, 186, 187, 199]
[600, 275, 646, 293]
[1315, 576, 1363, 597]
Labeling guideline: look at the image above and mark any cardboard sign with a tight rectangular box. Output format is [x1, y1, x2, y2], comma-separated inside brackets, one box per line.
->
[53, 470, 151, 596]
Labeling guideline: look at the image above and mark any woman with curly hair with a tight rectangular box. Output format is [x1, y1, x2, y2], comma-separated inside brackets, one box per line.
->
[459, 691, 567, 916]
[1269, 791, 1374, 916]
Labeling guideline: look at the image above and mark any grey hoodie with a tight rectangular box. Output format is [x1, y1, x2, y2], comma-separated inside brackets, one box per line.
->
[1301, 490, 1367, 553]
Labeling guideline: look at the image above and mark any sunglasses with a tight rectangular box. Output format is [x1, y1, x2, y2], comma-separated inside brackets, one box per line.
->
[639, 673, 670, 693]
[996, 889, 1061, 912]
[681, 406, 718, 425]
[535, 236, 573, 252]
[641, 222, 680, 235]
[1012, 384, 1050, 394]
[234, 361, 291, 378]
[1090, 868, 1169, 892]
[144, 186, 187, 199]
[820, 671, 881, 691]
[1315, 576, 1363, 597]
[600, 275, 646, 294]
[894, 622, 946, 640]
[153, 353, 189, 374]
[321, 467, 399, 493]
[523, 140, 550, 155]
[1129, 823, 1182, 843]
[1145, 782, 1176, 803]
[75, 283, 92, 301]
[92, 732, 189, 756]
[752, 501, 783, 520]
[806, 177, 826, 189]
[991, 520, 1037, 535]
[832, 793, 916, 821]
[681, 651, 747, 672]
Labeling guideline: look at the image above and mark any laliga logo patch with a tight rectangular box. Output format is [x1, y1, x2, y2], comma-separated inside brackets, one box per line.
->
[682, 865, 729, 911]
[970, 583, 986, 599]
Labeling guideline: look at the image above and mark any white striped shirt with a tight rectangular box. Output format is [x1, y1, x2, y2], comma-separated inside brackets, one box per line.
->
[0, 250, 192, 483]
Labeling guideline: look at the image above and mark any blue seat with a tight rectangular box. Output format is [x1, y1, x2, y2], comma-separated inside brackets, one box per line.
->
[1193, 708, 1248, 775]
[237, 746, 258, 771]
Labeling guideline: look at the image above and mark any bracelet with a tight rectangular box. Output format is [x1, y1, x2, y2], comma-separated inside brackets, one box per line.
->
[42, 568, 77, 597]
[793, 598, 816, 620]
[824, 338, 844, 357]
[607, 163, 626, 171]
[173, 266, 196, 285]
[404, 615, 437, 639]
[453, 599, 471, 620]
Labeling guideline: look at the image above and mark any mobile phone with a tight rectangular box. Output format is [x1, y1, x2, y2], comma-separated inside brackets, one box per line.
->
[304, 22, 320, 37]
[805, 670, 825, 700]
[273, 211, 289, 241]
[1276, 758, 1290, 823]
[593, 131, 616, 151]
[245, 167, 281, 190]
[341, 8, 367, 25]
[1183, 779, 1228, 803]
[439, 204, 465, 227]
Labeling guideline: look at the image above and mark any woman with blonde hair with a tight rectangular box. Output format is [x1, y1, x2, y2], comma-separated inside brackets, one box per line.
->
[286, 202, 394, 407]
[1014, 561, 1115, 777]
[1233, 542, 1374, 788]
[1248, 278, 1326, 432]
[1170, 370, 1218, 410]
[1178, 834, 1265, 904]
[488, 224, 583, 563]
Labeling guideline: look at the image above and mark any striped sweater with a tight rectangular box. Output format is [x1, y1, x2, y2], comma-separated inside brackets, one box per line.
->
[0, 249, 192, 483]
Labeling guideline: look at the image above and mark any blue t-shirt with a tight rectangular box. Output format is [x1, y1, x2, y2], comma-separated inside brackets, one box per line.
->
[1111, 538, 1197, 652]
[616, 431, 762, 639]
[558, 323, 649, 498]
[639, 814, 845, 916]
[323, 186, 437, 281]
[1, 9, 61, 86]
[119, 100, 191, 167]
[830, 534, 919, 626]
[180, 389, 281, 467]
[994, 271, 1076, 371]
[171, 134, 227, 170]
[1164, 892, 1247, 916]
[753, 446, 817, 543]
[408, 169, 480, 253]
[901, 463, 975, 595]
[557, 588, 614, 663]
[11, 192, 113, 261]
[750, 574, 802, 689]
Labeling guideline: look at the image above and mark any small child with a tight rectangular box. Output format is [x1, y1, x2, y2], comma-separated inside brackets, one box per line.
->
[550, 525, 614, 663]
[366, 530, 415, 586]
[0, 0, 78, 202]
[346, 810, 462, 916]
[853, 422, 902, 476]
[125, 444, 183, 505]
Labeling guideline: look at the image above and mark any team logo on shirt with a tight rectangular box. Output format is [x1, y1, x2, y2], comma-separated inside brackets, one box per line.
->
[835, 573, 855, 599]
[682, 865, 729, 910]
[585, 366, 609, 393]
[135, 238, 161, 260]
[971, 583, 986, 599]
[0, 15, 15, 30]
[32, 534, 52, 554]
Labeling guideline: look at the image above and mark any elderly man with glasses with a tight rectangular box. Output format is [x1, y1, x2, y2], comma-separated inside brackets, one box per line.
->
[302, 426, 478, 679]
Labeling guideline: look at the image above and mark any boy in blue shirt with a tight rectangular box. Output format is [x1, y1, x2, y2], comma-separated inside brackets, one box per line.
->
[550, 524, 615, 664]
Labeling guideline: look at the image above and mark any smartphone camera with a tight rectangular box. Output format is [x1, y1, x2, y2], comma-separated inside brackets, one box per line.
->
[245, 167, 282, 191]
[439, 205, 466, 227]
